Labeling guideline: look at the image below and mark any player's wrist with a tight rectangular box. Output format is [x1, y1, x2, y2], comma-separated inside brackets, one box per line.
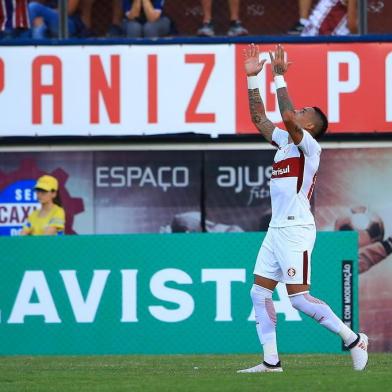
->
[247, 76, 259, 89]
[274, 75, 287, 89]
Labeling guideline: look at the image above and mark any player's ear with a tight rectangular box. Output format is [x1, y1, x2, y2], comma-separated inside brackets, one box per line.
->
[306, 122, 315, 131]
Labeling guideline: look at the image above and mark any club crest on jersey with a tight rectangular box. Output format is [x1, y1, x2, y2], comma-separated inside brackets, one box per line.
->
[287, 268, 296, 277]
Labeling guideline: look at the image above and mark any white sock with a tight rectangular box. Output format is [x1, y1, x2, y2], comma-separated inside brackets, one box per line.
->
[289, 293, 357, 346]
[251, 284, 279, 365]
[339, 323, 359, 347]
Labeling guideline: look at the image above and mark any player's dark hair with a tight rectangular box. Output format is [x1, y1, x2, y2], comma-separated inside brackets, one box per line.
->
[312, 106, 328, 139]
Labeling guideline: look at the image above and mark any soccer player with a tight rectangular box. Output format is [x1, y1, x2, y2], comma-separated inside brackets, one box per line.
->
[238, 44, 368, 373]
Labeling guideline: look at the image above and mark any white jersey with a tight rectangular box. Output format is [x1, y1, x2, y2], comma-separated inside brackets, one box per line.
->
[269, 127, 321, 228]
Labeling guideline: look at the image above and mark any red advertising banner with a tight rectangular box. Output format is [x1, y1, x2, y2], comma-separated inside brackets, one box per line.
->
[236, 43, 392, 134]
[0, 43, 391, 136]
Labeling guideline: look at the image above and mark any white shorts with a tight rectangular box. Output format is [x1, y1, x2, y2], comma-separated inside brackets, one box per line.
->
[254, 225, 316, 284]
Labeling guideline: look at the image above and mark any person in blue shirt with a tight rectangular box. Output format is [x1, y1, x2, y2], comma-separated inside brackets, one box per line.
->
[28, 0, 93, 39]
[108, 0, 171, 38]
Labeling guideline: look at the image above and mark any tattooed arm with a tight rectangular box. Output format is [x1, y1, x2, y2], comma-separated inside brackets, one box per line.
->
[269, 44, 303, 145]
[244, 44, 275, 143]
[248, 88, 275, 142]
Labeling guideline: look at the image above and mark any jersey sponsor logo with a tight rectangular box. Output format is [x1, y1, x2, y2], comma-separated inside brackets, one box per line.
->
[271, 157, 300, 179]
[272, 165, 290, 177]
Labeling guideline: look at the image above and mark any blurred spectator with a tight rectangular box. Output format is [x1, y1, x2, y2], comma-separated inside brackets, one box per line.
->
[28, 0, 94, 39]
[108, 0, 171, 38]
[107, 0, 123, 37]
[0, 0, 30, 39]
[289, 0, 358, 36]
[302, 0, 358, 35]
[197, 0, 248, 37]
[20, 175, 65, 236]
[288, 0, 313, 35]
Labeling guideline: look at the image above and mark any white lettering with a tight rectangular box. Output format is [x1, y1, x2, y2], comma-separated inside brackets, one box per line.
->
[95, 166, 189, 191]
[217, 166, 270, 193]
[127, 167, 143, 186]
[8, 271, 61, 324]
[328, 52, 360, 122]
[60, 270, 110, 323]
[140, 167, 157, 188]
[121, 269, 138, 322]
[96, 167, 109, 187]
[149, 268, 194, 322]
[272, 164, 290, 177]
[172, 167, 188, 188]
[111, 166, 126, 187]
[13, 189, 34, 202]
[217, 167, 236, 187]
[157, 166, 171, 191]
[202, 269, 246, 321]
[386, 52, 392, 122]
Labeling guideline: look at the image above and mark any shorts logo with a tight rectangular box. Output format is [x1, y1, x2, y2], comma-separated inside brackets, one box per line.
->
[287, 268, 296, 277]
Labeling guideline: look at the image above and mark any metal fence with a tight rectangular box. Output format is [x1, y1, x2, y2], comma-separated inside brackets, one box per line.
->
[65, 0, 391, 39]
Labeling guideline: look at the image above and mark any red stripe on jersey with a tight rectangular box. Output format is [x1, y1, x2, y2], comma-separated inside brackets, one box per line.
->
[271, 157, 301, 179]
[19, 0, 28, 28]
[303, 251, 308, 285]
[15, 0, 21, 29]
[296, 150, 305, 193]
[319, 1, 347, 35]
[307, 173, 317, 200]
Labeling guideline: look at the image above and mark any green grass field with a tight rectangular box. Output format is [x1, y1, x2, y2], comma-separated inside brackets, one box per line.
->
[0, 354, 391, 392]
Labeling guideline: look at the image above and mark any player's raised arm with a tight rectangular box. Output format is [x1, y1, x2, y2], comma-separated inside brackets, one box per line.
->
[269, 44, 303, 145]
[244, 44, 275, 143]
